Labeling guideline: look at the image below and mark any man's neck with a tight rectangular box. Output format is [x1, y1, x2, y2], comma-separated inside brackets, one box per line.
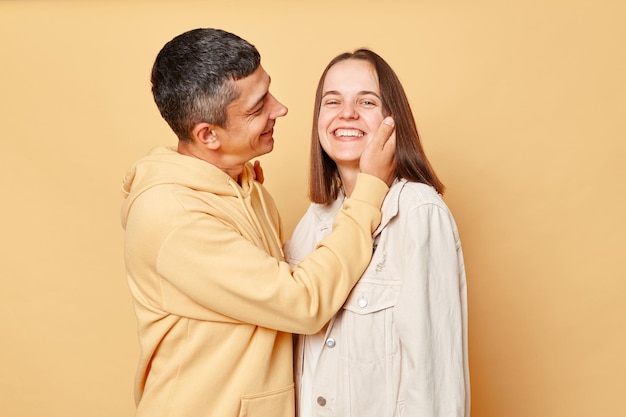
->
[177, 140, 244, 181]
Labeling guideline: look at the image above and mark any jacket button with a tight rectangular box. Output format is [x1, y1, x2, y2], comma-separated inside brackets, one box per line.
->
[317, 396, 327, 406]
[357, 297, 368, 308]
[325, 338, 336, 348]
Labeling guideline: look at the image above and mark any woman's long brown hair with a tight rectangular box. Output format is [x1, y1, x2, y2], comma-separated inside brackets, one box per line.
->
[309, 49, 445, 204]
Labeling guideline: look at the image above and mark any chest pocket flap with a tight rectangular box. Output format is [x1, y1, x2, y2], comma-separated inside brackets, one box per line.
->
[343, 279, 401, 315]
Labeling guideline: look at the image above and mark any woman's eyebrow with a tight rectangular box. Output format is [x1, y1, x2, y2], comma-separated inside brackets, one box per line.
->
[321, 90, 381, 98]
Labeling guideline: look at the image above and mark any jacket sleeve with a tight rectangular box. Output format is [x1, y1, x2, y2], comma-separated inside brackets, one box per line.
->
[393, 202, 470, 417]
[154, 173, 388, 334]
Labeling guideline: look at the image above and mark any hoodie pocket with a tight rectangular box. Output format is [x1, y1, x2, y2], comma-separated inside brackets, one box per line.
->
[238, 384, 294, 417]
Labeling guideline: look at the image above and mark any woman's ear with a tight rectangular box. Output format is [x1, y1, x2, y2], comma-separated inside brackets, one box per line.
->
[192, 122, 220, 150]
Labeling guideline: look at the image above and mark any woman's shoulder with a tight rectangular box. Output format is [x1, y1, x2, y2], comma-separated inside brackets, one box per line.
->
[395, 180, 447, 209]
[392, 181, 461, 236]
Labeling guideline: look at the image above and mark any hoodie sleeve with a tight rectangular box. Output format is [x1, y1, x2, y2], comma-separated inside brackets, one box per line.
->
[283, 205, 320, 269]
[132, 173, 388, 334]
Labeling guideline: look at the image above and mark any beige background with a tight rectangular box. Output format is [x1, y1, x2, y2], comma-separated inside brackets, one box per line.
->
[1, 0, 625, 416]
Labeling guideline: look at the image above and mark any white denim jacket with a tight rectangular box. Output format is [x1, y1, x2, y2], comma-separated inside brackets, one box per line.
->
[285, 179, 470, 417]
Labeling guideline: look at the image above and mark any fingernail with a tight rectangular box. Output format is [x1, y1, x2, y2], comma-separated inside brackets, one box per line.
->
[384, 117, 394, 126]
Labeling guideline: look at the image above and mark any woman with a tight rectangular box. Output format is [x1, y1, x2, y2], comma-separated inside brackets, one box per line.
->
[285, 50, 470, 417]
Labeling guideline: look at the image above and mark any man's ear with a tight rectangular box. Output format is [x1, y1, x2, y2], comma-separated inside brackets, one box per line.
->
[192, 122, 220, 150]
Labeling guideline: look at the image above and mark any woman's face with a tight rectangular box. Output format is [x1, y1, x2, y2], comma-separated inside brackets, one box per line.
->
[317, 59, 385, 170]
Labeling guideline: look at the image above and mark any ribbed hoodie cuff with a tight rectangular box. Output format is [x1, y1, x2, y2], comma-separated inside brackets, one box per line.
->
[349, 173, 389, 209]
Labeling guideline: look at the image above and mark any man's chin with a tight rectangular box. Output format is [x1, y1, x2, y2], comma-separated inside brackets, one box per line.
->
[262, 138, 275, 153]
[253, 141, 274, 158]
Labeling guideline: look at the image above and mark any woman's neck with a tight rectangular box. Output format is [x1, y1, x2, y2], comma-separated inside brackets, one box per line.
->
[338, 167, 359, 198]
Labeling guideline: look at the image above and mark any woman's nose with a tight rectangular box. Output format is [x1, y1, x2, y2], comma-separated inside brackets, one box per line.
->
[340, 103, 358, 119]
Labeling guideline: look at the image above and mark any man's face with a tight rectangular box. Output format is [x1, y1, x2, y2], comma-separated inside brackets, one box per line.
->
[214, 65, 288, 165]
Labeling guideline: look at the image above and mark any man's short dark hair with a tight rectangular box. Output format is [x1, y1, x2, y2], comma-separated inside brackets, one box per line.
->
[151, 28, 261, 141]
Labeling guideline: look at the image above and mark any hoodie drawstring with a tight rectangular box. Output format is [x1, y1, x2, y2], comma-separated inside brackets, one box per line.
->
[227, 178, 284, 259]
[252, 181, 284, 258]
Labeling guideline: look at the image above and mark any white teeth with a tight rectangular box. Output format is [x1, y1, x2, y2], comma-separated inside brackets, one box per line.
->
[334, 129, 364, 137]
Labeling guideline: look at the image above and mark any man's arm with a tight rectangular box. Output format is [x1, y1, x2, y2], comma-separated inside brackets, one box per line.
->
[137, 118, 397, 333]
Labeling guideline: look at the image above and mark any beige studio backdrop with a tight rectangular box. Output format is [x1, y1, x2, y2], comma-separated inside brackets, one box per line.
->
[1, 0, 625, 416]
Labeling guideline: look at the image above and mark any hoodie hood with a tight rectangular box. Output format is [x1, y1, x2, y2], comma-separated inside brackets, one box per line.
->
[120, 146, 256, 228]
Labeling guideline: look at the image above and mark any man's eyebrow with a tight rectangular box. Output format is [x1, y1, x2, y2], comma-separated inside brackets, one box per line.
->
[248, 91, 268, 111]
[247, 76, 271, 112]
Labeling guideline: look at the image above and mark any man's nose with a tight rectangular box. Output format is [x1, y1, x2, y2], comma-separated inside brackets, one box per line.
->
[270, 94, 288, 118]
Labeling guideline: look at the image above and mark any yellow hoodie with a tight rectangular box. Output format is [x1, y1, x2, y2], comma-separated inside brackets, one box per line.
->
[120, 146, 388, 417]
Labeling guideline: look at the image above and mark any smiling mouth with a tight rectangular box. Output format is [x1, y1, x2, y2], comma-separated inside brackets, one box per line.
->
[261, 127, 274, 136]
[333, 128, 365, 138]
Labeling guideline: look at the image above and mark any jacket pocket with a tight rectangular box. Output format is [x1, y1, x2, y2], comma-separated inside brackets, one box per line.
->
[344, 279, 401, 315]
[238, 384, 294, 417]
[341, 279, 401, 364]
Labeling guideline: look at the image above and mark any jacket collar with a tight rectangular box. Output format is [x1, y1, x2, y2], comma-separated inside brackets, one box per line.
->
[310, 178, 407, 238]
[373, 178, 406, 238]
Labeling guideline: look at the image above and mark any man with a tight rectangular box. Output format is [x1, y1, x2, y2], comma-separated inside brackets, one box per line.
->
[121, 28, 396, 417]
